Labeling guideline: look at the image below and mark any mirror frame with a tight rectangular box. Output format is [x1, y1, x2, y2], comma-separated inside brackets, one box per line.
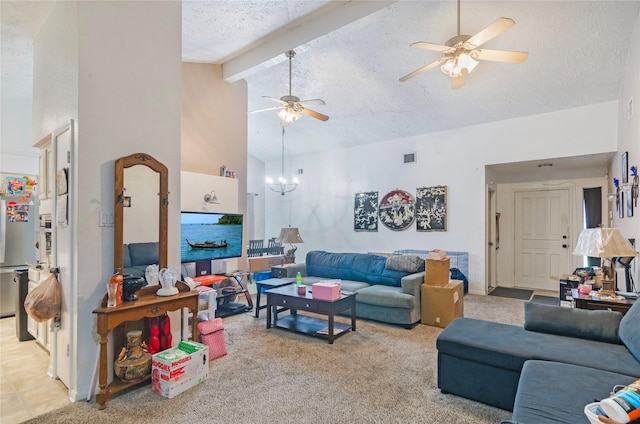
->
[114, 153, 168, 274]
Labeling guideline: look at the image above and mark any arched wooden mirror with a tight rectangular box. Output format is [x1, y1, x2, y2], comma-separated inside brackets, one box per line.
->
[114, 153, 168, 275]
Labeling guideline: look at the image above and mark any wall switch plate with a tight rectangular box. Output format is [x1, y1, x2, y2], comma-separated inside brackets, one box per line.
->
[99, 211, 113, 227]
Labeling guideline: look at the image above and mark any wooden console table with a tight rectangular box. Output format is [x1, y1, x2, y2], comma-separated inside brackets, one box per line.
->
[92, 284, 198, 410]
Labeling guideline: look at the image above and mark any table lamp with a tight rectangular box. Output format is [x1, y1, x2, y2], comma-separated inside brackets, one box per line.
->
[572, 228, 638, 296]
[276, 226, 304, 263]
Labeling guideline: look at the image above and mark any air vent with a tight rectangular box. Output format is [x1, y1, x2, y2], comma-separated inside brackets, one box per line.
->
[404, 153, 416, 164]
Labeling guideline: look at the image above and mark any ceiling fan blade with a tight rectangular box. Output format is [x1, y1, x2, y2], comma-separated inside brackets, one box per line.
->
[466, 17, 515, 48]
[410, 41, 451, 52]
[451, 75, 466, 90]
[299, 99, 326, 106]
[262, 96, 287, 105]
[475, 48, 528, 64]
[399, 59, 443, 82]
[248, 106, 282, 114]
[300, 107, 329, 122]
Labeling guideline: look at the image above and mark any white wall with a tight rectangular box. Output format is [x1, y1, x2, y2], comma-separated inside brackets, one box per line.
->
[265, 102, 618, 295]
[32, 1, 182, 401]
[1, 97, 38, 174]
[613, 9, 640, 289]
[247, 153, 266, 241]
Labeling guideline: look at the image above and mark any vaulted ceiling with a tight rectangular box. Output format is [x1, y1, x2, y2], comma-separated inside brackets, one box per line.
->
[3, 1, 639, 166]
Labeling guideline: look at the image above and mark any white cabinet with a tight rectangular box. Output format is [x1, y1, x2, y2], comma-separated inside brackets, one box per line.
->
[27, 269, 51, 352]
[35, 133, 53, 211]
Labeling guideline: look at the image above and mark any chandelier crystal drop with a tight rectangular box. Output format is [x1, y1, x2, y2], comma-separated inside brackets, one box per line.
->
[266, 127, 298, 195]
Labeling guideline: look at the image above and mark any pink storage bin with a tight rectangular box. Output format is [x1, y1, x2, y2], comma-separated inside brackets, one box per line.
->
[198, 318, 227, 360]
[312, 281, 341, 301]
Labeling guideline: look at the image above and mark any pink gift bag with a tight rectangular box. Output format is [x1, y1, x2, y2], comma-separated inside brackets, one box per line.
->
[198, 318, 227, 360]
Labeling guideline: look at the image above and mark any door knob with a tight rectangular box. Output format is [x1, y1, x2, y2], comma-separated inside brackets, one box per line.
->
[562, 235, 567, 239]
[562, 244, 568, 248]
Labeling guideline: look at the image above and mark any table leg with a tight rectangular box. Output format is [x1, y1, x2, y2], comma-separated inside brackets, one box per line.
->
[96, 332, 109, 410]
[266, 294, 272, 328]
[351, 298, 357, 331]
[328, 313, 335, 344]
[254, 284, 262, 318]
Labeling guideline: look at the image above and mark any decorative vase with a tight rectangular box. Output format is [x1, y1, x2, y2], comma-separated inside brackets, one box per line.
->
[122, 275, 148, 301]
[114, 330, 151, 381]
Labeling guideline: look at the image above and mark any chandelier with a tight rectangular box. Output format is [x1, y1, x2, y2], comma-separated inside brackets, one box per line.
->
[266, 127, 298, 195]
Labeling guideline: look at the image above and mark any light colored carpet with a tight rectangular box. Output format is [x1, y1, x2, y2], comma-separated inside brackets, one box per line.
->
[25, 294, 524, 424]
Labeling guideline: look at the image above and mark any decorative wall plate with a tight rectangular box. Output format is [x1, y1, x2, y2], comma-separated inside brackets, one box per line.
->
[379, 189, 415, 231]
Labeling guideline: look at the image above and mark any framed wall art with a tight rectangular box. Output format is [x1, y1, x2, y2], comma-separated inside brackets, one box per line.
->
[622, 151, 629, 184]
[354, 191, 378, 231]
[416, 185, 447, 231]
[378, 189, 415, 231]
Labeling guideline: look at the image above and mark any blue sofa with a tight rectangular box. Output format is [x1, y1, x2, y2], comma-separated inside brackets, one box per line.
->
[122, 242, 158, 277]
[282, 251, 425, 327]
[436, 300, 640, 423]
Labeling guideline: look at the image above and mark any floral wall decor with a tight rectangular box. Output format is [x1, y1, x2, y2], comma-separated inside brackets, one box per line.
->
[354, 191, 378, 231]
[379, 189, 415, 231]
[416, 185, 447, 231]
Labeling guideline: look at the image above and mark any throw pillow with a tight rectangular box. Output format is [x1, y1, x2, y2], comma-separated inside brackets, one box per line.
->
[385, 255, 425, 273]
[524, 301, 623, 344]
[619, 300, 640, 362]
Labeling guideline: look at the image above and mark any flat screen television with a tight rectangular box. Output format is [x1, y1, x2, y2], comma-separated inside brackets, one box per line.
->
[180, 211, 243, 263]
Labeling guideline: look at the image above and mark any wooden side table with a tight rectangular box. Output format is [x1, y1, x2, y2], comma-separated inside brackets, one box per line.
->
[573, 293, 635, 315]
[92, 284, 199, 410]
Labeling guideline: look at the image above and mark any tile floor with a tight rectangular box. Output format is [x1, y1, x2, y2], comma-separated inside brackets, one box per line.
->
[0, 316, 69, 424]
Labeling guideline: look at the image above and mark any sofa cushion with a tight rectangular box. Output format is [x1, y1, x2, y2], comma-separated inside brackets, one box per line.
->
[511, 360, 637, 424]
[524, 301, 623, 344]
[355, 285, 416, 309]
[306, 251, 408, 287]
[122, 244, 132, 268]
[385, 255, 425, 273]
[128, 242, 159, 267]
[620, 300, 640, 363]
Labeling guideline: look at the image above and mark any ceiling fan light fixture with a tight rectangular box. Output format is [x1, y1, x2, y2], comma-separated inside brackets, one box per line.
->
[458, 53, 479, 73]
[441, 53, 478, 78]
[277, 107, 302, 125]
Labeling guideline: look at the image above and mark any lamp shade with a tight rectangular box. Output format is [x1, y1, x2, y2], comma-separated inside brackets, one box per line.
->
[573, 228, 637, 258]
[276, 227, 304, 244]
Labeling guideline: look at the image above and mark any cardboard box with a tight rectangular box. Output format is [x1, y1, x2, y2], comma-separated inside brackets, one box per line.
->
[421, 281, 464, 328]
[151, 341, 209, 399]
[425, 258, 451, 286]
[312, 280, 341, 301]
[248, 255, 284, 273]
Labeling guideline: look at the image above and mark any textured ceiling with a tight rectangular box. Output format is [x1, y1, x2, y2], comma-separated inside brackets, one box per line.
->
[3, 1, 639, 167]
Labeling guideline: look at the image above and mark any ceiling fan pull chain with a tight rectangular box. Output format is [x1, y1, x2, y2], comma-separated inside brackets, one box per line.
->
[281, 127, 285, 177]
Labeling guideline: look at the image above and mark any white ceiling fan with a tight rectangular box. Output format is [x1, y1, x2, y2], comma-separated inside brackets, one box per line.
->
[251, 50, 329, 125]
[400, 0, 528, 89]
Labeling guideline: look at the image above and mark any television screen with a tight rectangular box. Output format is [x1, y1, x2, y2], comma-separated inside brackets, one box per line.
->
[180, 211, 243, 263]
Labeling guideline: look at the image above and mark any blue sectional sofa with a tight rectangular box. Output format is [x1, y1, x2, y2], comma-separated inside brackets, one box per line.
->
[436, 300, 640, 423]
[282, 251, 425, 327]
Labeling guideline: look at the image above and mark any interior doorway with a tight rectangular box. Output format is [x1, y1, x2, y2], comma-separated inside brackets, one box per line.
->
[486, 187, 497, 293]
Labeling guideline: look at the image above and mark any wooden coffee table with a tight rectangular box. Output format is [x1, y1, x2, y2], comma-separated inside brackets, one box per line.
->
[265, 284, 356, 344]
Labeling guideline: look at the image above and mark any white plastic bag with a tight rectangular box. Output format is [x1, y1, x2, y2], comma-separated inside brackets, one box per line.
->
[24, 273, 62, 322]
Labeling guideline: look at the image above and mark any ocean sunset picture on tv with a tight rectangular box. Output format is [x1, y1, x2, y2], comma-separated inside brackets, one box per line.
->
[180, 211, 243, 262]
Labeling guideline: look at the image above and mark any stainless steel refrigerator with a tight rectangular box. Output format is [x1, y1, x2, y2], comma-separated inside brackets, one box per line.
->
[0, 196, 38, 317]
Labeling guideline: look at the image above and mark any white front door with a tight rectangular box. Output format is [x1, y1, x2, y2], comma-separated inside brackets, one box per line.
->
[514, 189, 571, 291]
